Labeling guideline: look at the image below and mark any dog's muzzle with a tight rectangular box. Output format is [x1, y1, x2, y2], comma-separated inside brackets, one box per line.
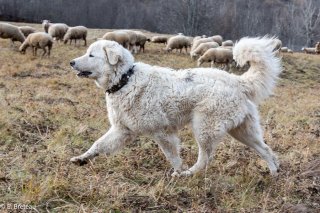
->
[70, 60, 92, 78]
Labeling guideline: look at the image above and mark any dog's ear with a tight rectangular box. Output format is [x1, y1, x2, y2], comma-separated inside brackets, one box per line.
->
[104, 46, 122, 65]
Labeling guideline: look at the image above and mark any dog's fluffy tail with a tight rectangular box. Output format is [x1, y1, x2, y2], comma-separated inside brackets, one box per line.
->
[233, 36, 282, 105]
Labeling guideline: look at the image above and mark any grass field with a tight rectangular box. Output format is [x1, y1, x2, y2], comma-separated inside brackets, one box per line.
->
[0, 22, 319, 212]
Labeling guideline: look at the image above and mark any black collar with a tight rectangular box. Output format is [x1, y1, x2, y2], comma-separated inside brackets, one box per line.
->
[106, 65, 135, 94]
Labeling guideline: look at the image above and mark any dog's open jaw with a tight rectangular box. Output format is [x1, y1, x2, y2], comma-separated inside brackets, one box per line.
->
[71, 67, 92, 78]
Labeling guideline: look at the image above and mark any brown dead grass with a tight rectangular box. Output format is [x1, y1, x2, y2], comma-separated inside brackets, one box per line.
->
[0, 22, 319, 212]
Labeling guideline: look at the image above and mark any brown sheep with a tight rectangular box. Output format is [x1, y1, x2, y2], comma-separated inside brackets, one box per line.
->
[134, 31, 150, 53]
[151, 35, 169, 45]
[19, 32, 53, 57]
[197, 48, 233, 71]
[102, 31, 130, 49]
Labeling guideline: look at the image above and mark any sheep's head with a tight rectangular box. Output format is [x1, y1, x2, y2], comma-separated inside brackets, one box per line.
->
[197, 58, 204, 66]
[70, 40, 134, 89]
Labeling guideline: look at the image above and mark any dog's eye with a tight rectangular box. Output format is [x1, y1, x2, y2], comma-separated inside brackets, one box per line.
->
[89, 54, 94, 57]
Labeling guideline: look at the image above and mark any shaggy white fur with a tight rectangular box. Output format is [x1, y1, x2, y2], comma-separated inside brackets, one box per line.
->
[69, 36, 282, 177]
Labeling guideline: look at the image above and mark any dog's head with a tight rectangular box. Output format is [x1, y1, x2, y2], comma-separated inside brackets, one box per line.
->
[70, 40, 134, 89]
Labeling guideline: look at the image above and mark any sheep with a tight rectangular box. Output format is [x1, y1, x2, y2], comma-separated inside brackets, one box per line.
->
[280, 47, 288, 52]
[197, 47, 233, 71]
[191, 37, 214, 51]
[165, 35, 191, 53]
[301, 47, 316, 54]
[46, 22, 69, 41]
[63, 26, 87, 46]
[134, 31, 150, 53]
[120, 30, 140, 53]
[0, 22, 25, 45]
[18, 26, 36, 37]
[42, 20, 51, 33]
[288, 49, 293, 54]
[272, 38, 282, 52]
[315, 42, 320, 54]
[190, 41, 219, 59]
[102, 31, 130, 49]
[19, 32, 53, 57]
[222, 40, 234, 47]
[151, 35, 168, 45]
[211, 35, 223, 45]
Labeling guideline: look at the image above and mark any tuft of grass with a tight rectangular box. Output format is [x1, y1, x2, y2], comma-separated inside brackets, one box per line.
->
[0, 22, 319, 212]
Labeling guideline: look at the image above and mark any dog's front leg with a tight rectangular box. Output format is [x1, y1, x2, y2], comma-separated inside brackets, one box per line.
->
[70, 126, 135, 166]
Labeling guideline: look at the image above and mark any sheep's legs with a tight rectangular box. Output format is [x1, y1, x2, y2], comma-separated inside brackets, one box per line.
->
[41, 48, 47, 57]
[229, 115, 280, 175]
[153, 133, 183, 176]
[70, 126, 136, 165]
[83, 38, 87, 46]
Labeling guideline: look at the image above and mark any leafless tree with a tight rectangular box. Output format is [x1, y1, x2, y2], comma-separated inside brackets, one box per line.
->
[298, 0, 320, 46]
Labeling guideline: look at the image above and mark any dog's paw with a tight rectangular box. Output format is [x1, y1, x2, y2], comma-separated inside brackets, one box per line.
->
[180, 170, 193, 177]
[70, 156, 88, 166]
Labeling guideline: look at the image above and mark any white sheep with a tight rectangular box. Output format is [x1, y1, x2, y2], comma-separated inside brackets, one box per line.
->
[18, 26, 36, 37]
[47, 23, 69, 41]
[63, 26, 88, 46]
[301, 47, 316, 54]
[211, 35, 223, 45]
[0, 22, 25, 45]
[222, 40, 234, 47]
[19, 32, 53, 57]
[165, 35, 191, 53]
[190, 41, 219, 59]
[197, 47, 233, 71]
[191, 37, 218, 53]
[287, 49, 293, 54]
[272, 38, 282, 52]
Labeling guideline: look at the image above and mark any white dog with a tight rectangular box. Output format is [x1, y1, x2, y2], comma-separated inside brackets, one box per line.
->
[69, 36, 281, 176]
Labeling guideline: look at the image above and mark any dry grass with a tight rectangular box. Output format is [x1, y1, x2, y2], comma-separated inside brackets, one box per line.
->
[0, 22, 319, 212]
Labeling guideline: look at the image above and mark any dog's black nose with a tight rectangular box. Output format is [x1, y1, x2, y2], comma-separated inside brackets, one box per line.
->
[70, 60, 75, 67]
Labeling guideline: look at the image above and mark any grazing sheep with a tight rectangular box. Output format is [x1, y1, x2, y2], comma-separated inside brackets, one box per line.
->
[19, 26, 36, 37]
[197, 47, 233, 71]
[280, 47, 288, 52]
[301, 47, 316, 54]
[191, 37, 219, 52]
[0, 22, 25, 45]
[102, 31, 130, 49]
[211, 35, 223, 45]
[315, 42, 320, 54]
[288, 49, 293, 54]
[19, 32, 53, 57]
[165, 35, 191, 53]
[222, 40, 234, 47]
[151, 35, 168, 45]
[134, 31, 150, 53]
[48, 23, 69, 41]
[190, 41, 219, 59]
[118, 30, 139, 53]
[63, 26, 87, 46]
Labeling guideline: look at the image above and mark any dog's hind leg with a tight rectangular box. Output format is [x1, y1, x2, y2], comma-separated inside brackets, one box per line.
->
[228, 114, 280, 176]
[181, 113, 225, 176]
[70, 126, 136, 166]
[153, 133, 184, 176]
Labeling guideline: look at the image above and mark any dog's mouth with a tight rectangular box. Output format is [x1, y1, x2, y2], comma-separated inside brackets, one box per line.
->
[76, 71, 92, 78]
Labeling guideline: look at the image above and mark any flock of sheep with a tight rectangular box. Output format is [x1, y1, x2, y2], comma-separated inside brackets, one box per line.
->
[0, 21, 319, 70]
